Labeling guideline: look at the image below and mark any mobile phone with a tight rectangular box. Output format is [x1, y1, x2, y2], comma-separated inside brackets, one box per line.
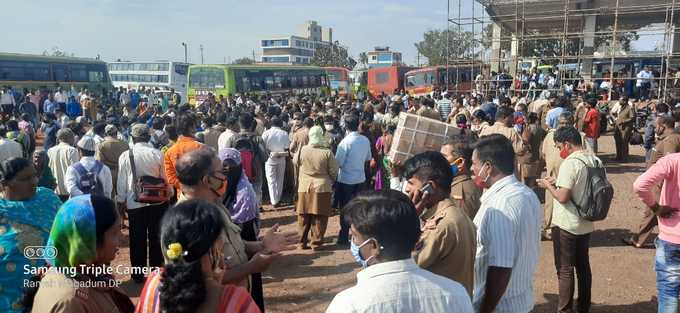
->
[420, 183, 433, 194]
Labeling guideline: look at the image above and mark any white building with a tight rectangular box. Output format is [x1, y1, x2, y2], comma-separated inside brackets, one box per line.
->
[367, 47, 403, 69]
[261, 21, 333, 65]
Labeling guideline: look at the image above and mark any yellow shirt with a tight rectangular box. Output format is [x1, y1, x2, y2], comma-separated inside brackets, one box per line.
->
[552, 150, 600, 235]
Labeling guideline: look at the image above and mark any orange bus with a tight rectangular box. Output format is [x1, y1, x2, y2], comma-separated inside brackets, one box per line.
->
[404, 65, 481, 97]
[324, 67, 350, 97]
[367, 66, 415, 98]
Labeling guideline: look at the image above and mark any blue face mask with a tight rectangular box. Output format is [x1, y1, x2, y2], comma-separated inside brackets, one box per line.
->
[350, 237, 377, 268]
[451, 164, 460, 177]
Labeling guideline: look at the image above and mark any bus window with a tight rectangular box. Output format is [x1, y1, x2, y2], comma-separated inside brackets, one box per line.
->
[189, 67, 225, 89]
[174, 64, 188, 75]
[70, 64, 88, 82]
[376, 72, 389, 84]
[0, 61, 50, 81]
[265, 76, 275, 90]
[53, 64, 71, 82]
[302, 75, 309, 87]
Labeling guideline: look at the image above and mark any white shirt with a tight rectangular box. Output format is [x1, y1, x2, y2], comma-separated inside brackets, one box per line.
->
[261, 126, 290, 162]
[473, 175, 542, 313]
[326, 259, 473, 313]
[65, 156, 113, 199]
[54, 91, 67, 103]
[0, 139, 23, 161]
[218, 129, 236, 152]
[117, 142, 172, 209]
[48, 142, 80, 196]
[0, 92, 16, 106]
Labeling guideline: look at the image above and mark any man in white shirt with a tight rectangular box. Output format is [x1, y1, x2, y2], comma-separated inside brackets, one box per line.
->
[218, 116, 239, 152]
[0, 126, 24, 161]
[54, 87, 68, 112]
[471, 134, 543, 313]
[117, 124, 172, 283]
[64, 136, 113, 199]
[261, 117, 290, 207]
[326, 190, 473, 313]
[47, 128, 81, 201]
[0, 87, 16, 118]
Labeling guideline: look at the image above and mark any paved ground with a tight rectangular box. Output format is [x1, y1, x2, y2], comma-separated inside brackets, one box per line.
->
[115, 132, 658, 313]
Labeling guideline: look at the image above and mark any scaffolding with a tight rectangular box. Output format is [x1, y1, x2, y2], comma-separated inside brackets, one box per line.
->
[447, 0, 680, 102]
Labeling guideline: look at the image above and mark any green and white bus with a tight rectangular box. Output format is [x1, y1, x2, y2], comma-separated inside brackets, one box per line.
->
[0, 52, 113, 94]
[187, 64, 328, 105]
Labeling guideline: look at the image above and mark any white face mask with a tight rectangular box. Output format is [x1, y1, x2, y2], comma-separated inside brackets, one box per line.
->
[324, 124, 334, 131]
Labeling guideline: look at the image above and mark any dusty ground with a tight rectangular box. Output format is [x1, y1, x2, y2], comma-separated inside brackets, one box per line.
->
[115, 132, 658, 313]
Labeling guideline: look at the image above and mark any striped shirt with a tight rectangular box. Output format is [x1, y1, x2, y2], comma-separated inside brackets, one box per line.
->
[437, 99, 452, 120]
[473, 175, 543, 313]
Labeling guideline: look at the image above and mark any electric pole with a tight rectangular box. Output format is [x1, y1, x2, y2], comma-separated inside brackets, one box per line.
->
[181, 42, 187, 63]
[200, 44, 204, 64]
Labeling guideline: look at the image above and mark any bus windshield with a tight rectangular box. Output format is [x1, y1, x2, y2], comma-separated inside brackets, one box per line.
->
[406, 71, 436, 87]
[327, 69, 347, 81]
[189, 67, 224, 89]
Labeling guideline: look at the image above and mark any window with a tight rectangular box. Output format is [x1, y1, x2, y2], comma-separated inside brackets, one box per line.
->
[406, 71, 436, 87]
[262, 39, 289, 47]
[378, 53, 392, 62]
[188, 67, 225, 89]
[371, 55, 377, 61]
[262, 56, 289, 63]
[174, 64, 188, 75]
[376, 72, 389, 84]
[0, 61, 50, 81]
[110, 74, 168, 83]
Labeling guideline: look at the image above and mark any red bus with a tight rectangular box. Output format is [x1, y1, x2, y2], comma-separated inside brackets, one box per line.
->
[367, 66, 414, 98]
[404, 65, 482, 97]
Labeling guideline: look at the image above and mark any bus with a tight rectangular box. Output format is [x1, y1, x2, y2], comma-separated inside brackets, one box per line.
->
[324, 67, 350, 97]
[108, 61, 190, 96]
[404, 65, 481, 97]
[367, 66, 414, 98]
[187, 64, 328, 105]
[349, 68, 368, 100]
[0, 52, 113, 94]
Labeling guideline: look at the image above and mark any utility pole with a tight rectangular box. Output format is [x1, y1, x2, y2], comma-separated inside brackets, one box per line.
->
[252, 50, 256, 62]
[181, 42, 187, 63]
[200, 44, 204, 64]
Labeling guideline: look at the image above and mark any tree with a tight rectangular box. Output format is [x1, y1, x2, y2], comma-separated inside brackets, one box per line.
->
[414, 28, 478, 66]
[42, 46, 74, 57]
[311, 41, 356, 69]
[232, 57, 255, 65]
[359, 52, 368, 66]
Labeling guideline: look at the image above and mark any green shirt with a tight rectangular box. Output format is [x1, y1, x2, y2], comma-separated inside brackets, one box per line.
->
[552, 150, 601, 235]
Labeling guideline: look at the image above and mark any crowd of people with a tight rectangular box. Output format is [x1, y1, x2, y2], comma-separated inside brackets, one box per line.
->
[0, 80, 680, 313]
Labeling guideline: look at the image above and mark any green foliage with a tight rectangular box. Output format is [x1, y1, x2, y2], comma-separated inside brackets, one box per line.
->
[414, 28, 478, 66]
[311, 41, 356, 69]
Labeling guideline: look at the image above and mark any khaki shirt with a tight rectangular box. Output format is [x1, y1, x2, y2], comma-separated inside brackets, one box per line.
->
[479, 123, 528, 156]
[616, 105, 635, 128]
[413, 198, 476, 297]
[650, 131, 680, 165]
[95, 137, 129, 188]
[31, 271, 133, 313]
[289, 127, 309, 165]
[416, 106, 441, 121]
[575, 105, 587, 132]
[298, 145, 338, 193]
[541, 130, 563, 178]
[450, 174, 482, 219]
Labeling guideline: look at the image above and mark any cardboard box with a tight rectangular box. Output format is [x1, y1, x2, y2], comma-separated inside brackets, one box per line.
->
[388, 112, 461, 164]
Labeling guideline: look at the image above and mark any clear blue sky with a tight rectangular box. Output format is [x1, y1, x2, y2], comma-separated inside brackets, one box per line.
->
[3, 0, 484, 65]
[2, 0, 657, 65]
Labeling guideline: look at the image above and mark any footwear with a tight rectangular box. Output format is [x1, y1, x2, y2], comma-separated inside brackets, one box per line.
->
[299, 243, 311, 250]
[541, 230, 552, 241]
[622, 236, 643, 248]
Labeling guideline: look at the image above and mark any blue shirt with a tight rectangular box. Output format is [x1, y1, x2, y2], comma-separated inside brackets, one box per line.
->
[44, 99, 57, 114]
[480, 102, 497, 121]
[335, 132, 372, 185]
[130, 92, 140, 108]
[546, 107, 566, 129]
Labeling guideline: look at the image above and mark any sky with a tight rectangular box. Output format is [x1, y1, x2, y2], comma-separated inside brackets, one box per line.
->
[2, 0, 484, 65]
[2, 0, 658, 65]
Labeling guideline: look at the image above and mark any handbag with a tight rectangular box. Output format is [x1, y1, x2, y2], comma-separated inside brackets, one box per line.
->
[129, 148, 170, 204]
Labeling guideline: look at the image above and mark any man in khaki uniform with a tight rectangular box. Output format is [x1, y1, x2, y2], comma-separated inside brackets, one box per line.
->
[479, 106, 529, 156]
[402, 151, 476, 297]
[416, 98, 442, 121]
[625, 116, 680, 248]
[440, 137, 482, 219]
[289, 113, 311, 180]
[614, 97, 635, 161]
[95, 125, 128, 200]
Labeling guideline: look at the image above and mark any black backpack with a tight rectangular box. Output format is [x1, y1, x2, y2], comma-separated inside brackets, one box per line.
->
[73, 162, 105, 196]
[570, 158, 614, 221]
[232, 134, 261, 182]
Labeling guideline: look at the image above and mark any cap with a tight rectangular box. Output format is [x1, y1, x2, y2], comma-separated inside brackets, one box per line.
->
[104, 125, 118, 136]
[77, 136, 96, 152]
[130, 124, 150, 138]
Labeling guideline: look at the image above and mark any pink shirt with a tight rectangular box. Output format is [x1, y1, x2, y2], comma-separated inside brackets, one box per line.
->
[634, 153, 680, 244]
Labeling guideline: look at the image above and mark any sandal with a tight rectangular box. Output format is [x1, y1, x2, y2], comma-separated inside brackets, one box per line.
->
[622, 236, 643, 248]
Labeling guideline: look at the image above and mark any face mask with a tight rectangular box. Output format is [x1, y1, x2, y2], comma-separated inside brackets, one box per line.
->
[473, 163, 491, 189]
[293, 120, 302, 126]
[324, 124, 334, 131]
[559, 146, 571, 159]
[208, 175, 228, 197]
[450, 158, 464, 177]
[350, 237, 377, 268]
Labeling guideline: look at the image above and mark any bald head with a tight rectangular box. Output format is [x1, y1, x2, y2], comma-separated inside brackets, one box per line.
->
[175, 147, 219, 186]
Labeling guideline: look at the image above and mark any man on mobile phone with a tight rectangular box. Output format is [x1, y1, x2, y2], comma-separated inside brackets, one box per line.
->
[402, 151, 477, 297]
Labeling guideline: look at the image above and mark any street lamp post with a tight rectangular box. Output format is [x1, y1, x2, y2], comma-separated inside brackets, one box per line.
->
[200, 44, 204, 64]
[181, 42, 187, 63]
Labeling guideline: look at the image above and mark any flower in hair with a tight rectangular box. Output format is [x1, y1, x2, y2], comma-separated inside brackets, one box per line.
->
[166, 243, 187, 260]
